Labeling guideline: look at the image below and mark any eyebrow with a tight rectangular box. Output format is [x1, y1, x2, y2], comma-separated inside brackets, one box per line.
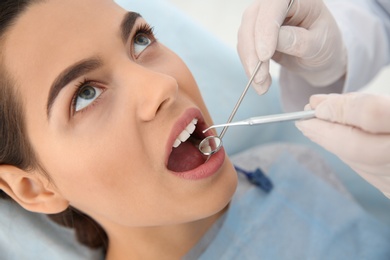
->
[46, 11, 141, 118]
[46, 58, 103, 117]
[121, 11, 141, 43]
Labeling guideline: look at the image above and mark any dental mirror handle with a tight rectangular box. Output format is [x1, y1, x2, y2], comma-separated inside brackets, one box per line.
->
[219, 60, 262, 140]
[218, 0, 295, 140]
[204, 110, 315, 132]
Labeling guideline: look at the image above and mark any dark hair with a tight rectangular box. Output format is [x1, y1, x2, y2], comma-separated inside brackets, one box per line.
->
[0, 0, 108, 252]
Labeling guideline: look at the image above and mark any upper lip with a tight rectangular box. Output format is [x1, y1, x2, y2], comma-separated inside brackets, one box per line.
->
[165, 108, 214, 165]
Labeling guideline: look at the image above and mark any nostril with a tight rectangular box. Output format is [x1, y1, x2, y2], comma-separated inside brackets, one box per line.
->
[156, 98, 170, 114]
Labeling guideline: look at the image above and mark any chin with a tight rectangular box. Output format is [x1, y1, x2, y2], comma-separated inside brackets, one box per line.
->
[212, 157, 237, 210]
[192, 157, 237, 221]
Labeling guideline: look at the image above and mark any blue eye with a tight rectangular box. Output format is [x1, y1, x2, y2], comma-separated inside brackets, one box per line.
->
[132, 24, 155, 57]
[133, 33, 152, 57]
[74, 84, 103, 112]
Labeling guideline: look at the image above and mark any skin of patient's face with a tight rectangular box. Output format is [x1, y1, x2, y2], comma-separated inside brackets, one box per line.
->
[3, 0, 237, 229]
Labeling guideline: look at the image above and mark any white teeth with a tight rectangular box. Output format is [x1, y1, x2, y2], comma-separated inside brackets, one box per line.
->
[173, 139, 181, 148]
[185, 123, 196, 134]
[178, 130, 190, 142]
[173, 118, 198, 148]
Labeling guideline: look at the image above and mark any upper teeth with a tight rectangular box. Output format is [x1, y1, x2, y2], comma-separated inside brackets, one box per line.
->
[173, 118, 198, 148]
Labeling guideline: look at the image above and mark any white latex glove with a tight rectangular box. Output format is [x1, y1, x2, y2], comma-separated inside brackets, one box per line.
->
[296, 93, 390, 199]
[237, 0, 347, 94]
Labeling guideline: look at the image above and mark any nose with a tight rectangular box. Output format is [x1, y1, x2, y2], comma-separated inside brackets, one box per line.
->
[135, 67, 178, 121]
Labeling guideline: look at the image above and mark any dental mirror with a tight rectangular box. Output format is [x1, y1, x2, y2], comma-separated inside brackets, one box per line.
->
[198, 136, 223, 156]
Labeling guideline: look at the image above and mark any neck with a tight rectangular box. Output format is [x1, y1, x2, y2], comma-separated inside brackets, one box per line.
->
[105, 208, 227, 260]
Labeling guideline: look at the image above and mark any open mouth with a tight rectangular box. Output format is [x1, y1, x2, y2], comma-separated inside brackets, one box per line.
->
[167, 117, 210, 172]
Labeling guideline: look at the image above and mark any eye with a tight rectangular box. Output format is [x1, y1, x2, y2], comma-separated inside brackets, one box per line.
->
[73, 83, 104, 112]
[132, 24, 155, 57]
[134, 34, 152, 56]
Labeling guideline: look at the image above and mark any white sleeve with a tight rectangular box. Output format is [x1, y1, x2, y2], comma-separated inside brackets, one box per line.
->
[280, 0, 390, 111]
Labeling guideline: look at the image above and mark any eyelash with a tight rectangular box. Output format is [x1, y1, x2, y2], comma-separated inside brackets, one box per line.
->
[70, 23, 156, 115]
[135, 23, 155, 41]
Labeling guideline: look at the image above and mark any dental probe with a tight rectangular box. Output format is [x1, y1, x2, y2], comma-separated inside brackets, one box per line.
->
[203, 110, 316, 133]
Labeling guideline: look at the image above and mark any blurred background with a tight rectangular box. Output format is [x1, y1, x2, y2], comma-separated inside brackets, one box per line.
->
[166, 0, 282, 78]
[167, 0, 251, 48]
[167, 0, 390, 92]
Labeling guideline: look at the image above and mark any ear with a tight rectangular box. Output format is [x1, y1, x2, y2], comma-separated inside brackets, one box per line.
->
[0, 165, 69, 214]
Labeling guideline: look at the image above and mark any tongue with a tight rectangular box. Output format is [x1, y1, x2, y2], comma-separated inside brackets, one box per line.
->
[168, 141, 206, 172]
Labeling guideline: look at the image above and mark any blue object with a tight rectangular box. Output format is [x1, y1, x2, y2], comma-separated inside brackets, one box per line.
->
[193, 153, 390, 259]
[234, 166, 273, 193]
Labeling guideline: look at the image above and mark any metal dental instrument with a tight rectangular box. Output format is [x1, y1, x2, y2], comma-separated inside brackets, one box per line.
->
[203, 110, 316, 132]
[198, 0, 296, 156]
[198, 110, 315, 156]
[198, 61, 262, 156]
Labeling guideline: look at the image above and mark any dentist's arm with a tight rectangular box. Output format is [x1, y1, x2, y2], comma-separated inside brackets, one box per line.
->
[296, 93, 390, 199]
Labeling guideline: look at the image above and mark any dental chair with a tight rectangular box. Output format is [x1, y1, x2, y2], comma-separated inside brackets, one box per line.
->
[1, 0, 389, 258]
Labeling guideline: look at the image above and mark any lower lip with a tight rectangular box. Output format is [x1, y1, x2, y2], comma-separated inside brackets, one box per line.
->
[170, 147, 226, 180]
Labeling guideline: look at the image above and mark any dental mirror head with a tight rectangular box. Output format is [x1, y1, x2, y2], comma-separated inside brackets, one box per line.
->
[198, 136, 223, 156]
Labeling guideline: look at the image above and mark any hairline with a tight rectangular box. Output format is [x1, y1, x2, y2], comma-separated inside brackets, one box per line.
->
[0, 40, 52, 182]
[0, 0, 53, 179]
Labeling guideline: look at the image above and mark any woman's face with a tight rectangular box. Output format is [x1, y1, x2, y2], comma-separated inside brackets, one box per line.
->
[3, 0, 237, 228]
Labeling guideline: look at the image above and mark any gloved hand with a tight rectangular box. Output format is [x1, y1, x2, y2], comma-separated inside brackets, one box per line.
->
[296, 93, 390, 199]
[237, 0, 347, 94]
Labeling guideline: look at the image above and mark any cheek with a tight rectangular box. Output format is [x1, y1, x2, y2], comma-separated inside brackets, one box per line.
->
[40, 136, 156, 220]
[34, 117, 147, 199]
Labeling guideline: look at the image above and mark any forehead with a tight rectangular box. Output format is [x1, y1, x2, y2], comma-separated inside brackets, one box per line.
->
[3, 0, 126, 94]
